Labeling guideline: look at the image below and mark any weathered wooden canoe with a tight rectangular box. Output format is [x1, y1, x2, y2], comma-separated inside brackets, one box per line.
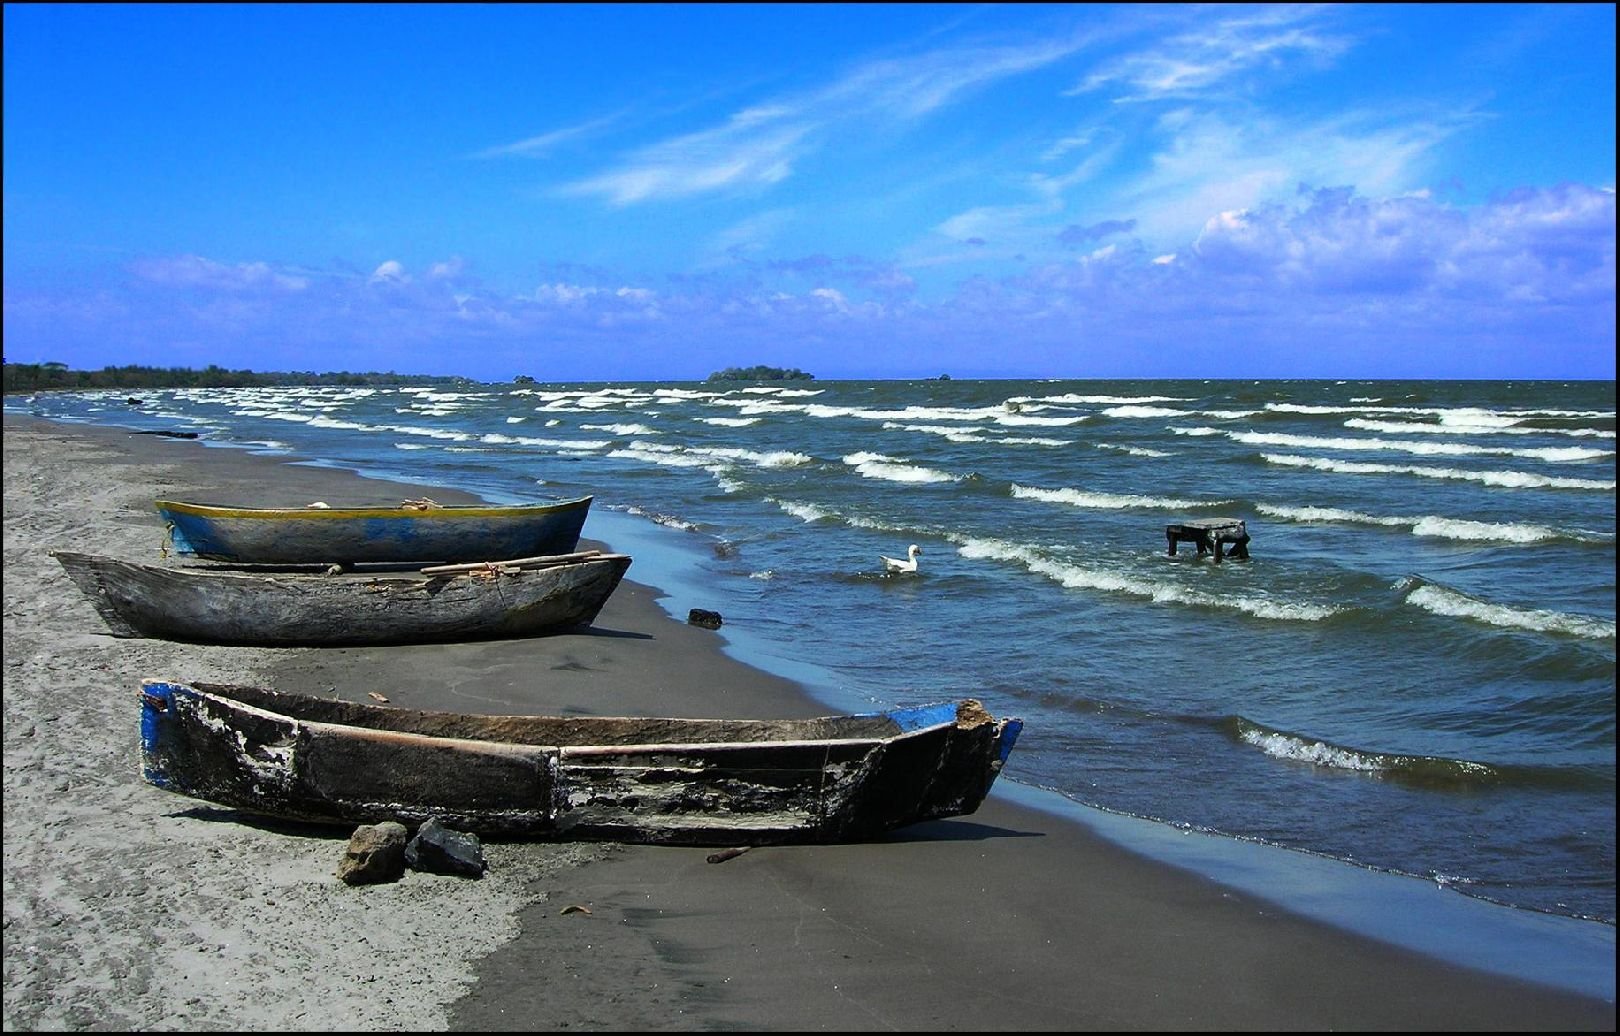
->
[154, 496, 593, 564]
[53, 550, 631, 646]
[138, 680, 1025, 844]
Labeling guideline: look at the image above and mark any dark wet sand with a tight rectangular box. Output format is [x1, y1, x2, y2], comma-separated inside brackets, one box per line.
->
[4, 412, 1611, 1031]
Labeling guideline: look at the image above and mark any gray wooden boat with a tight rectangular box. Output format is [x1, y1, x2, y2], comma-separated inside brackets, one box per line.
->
[155, 496, 593, 565]
[53, 550, 630, 646]
[139, 680, 1025, 844]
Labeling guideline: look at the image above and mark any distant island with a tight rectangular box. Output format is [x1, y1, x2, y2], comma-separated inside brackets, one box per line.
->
[3, 362, 473, 394]
[704, 366, 815, 383]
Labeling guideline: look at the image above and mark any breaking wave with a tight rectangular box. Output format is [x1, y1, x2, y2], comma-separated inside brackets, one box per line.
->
[1262, 453, 1615, 490]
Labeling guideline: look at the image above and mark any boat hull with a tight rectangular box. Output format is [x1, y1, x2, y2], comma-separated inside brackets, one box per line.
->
[54, 551, 631, 646]
[155, 497, 593, 564]
[138, 681, 1024, 844]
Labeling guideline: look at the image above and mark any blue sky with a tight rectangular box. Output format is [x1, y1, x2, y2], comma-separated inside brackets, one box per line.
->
[4, 3, 1615, 381]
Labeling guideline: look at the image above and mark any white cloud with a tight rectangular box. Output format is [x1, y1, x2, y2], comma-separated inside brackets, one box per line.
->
[132, 254, 308, 292]
[370, 260, 409, 284]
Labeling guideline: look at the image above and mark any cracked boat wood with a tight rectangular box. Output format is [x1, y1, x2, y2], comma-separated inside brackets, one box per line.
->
[138, 681, 1025, 845]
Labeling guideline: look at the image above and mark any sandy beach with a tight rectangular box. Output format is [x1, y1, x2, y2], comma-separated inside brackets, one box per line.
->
[3, 413, 1612, 1032]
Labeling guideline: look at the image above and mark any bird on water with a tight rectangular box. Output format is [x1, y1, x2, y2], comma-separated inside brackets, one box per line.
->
[880, 544, 921, 574]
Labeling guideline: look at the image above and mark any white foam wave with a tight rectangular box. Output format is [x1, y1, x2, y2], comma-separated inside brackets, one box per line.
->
[477, 432, 607, 450]
[842, 451, 958, 484]
[652, 387, 722, 400]
[1269, 401, 1615, 421]
[580, 423, 659, 436]
[624, 506, 703, 531]
[698, 416, 762, 427]
[610, 442, 810, 470]
[998, 435, 1071, 447]
[608, 447, 719, 469]
[1102, 405, 1189, 419]
[1254, 503, 1575, 543]
[1097, 443, 1172, 457]
[1011, 484, 1219, 511]
[771, 499, 835, 523]
[1262, 453, 1615, 490]
[994, 413, 1090, 427]
[1240, 730, 1387, 772]
[955, 537, 1339, 621]
[1345, 417, 1615, 440]
[1405, 585, 1615, 639]
[1018, 393, 1188, 405]
[884, 422, 988, 444]
[1228, 429, 1611, 462]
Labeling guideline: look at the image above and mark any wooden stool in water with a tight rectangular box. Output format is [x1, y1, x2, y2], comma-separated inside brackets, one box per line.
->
[1166, 518, 1250, 563]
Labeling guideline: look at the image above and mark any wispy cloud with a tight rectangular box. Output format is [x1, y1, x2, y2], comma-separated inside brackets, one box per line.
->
[472, 111, 625, 159]
[560, 29, 1096, 206]
[562, 116, 813, 206]
[1071, 4, 1350, 102]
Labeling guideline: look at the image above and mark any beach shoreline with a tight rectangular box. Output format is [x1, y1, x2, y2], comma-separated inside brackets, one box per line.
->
[3, 412, 1612, 1031]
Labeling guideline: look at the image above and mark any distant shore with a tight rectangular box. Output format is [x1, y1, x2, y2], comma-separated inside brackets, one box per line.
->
[3, 412, 1612, 1031]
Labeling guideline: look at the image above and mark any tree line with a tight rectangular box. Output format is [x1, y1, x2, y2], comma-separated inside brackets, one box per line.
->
[3, 362, 472, 394]
[704, 366, 815, 382]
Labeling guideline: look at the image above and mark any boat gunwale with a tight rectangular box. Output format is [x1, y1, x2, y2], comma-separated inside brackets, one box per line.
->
[151, 681, 977, 752]
[154, 495, 593, 521]
[57, 550, 630, 587]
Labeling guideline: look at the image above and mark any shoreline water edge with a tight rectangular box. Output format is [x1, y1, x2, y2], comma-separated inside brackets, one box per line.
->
[2, 411, 1612, 1031]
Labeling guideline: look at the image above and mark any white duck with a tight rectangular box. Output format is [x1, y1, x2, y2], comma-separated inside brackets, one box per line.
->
[880, 544, 922, 574]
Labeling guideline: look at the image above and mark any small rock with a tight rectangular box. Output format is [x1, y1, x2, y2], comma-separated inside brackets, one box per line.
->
[405, 817, 486, 877]
[688, 608, 723, 630]
[337, 821, 408, 885]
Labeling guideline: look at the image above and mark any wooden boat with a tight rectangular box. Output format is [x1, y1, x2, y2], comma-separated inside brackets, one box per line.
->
[53, 550, 630, 646]
[154, 496, 593, 565]
[138, 680, 1025, 844]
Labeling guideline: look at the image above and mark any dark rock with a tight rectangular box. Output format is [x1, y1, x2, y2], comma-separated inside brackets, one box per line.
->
[337, 821, 408, 885]
[687, 608, 723, 630]
[405, 817, 486, 877]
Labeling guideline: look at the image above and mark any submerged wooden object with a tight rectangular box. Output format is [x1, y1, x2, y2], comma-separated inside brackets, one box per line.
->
[53, 550, 631, 646]
[138, 681, 1026, 845]
[1165, 518, 1250, 563]
[154, 496, 593, 565]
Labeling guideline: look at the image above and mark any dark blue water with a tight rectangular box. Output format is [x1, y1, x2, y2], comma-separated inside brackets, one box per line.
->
[13, 378, 1615, 926]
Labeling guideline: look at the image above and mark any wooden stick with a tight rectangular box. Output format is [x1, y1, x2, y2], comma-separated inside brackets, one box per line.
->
[419, 549, 603, 575]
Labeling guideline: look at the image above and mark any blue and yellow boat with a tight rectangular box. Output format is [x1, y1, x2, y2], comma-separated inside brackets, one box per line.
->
[154, 495, 593, 565]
